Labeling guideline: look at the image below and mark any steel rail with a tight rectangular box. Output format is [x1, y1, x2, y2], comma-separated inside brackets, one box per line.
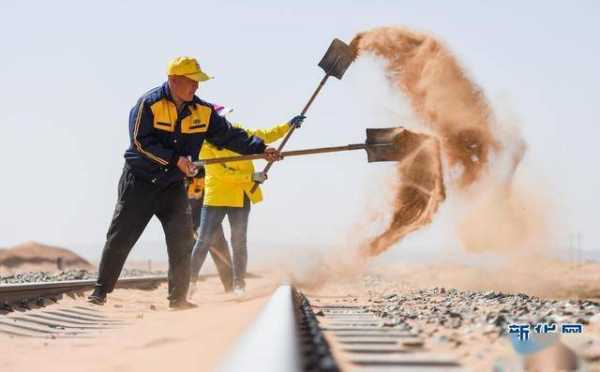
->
[0, 275, 167, 308]
[218, 285, 303, 372]
[217, 285, 339, 372]
[219, 285, 466, 371]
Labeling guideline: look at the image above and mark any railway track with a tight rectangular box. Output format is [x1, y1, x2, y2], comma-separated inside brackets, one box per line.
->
[0, 275, 166, 310]
[222, 285, 466, 372]
[0, 275, 167, 313]
[1, 279, 465, 370]
[0, 275, 166, 338]
[298, 292, 465, 371]
[3, 274, 596, 371]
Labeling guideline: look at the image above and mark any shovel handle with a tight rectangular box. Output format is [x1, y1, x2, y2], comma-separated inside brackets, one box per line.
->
[193, 143, 366, 167]
[300, 73, 330, 116]
[193, 154, 266, 166]
[250, 74, 331, 192]
[279, 144, 365, 157]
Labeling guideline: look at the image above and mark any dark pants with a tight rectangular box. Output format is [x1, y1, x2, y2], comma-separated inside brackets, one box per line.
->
[191, 196, 250, 289]
[95, 165, 194, 302]
[189, 198, 233, 291]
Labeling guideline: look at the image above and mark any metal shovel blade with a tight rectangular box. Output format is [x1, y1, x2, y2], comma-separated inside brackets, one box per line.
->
[365, 127, 432, 162]
[318, 38, 355, 79]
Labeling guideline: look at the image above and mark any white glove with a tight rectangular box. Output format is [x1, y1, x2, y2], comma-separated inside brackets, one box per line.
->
[252, 171, 268, 184]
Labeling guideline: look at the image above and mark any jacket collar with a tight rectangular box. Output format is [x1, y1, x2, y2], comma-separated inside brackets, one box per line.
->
[162, 82, 174, 103]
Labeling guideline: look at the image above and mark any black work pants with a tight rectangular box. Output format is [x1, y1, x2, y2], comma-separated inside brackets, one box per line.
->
[95, 165, 194, 302]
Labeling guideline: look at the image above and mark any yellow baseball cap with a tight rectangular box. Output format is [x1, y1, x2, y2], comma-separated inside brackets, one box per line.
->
[167, 56, 212, 82]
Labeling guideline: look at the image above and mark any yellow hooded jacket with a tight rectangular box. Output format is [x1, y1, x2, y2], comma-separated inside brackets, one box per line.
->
[200, 123, 291, 207]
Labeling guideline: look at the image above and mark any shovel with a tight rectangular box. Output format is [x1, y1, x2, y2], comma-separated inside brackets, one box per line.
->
[249, 38, 355, 192]
[194, 127, 430, 167]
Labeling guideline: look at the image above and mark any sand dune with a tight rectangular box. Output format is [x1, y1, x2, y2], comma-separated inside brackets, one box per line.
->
[0, 241, 94, 273]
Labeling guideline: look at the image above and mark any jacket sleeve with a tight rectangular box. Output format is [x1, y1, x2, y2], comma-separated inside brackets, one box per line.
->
[206, 111, 266, 155]
[129, 98, 176, 165]
[246, 123, 291, 144]
[200, 144, 253, 184]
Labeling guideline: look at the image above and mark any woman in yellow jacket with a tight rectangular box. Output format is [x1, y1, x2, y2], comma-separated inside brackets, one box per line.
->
[190, 115, 304, 295]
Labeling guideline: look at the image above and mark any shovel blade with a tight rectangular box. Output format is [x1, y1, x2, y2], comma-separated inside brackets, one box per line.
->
[318, 38, 355, 79]
[365, 127, 433, 162]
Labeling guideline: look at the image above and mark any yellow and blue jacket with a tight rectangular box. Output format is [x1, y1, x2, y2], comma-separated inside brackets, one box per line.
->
[201, 123, 291, 207]
[124, 82, 266, 186]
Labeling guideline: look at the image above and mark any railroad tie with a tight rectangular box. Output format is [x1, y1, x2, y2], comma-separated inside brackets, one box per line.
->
[0, 306, 128, 339]
[302, 294, 467, 371]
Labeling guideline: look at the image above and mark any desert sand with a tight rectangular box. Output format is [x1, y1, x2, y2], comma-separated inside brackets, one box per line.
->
[0, 271, 281, 372]
[2, 252, 600, 371]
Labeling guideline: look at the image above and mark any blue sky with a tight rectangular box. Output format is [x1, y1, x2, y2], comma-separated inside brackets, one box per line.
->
[1, 1, 598, 260]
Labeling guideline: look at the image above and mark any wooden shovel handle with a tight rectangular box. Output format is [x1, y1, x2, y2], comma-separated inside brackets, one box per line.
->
[193, 144, 366, 166]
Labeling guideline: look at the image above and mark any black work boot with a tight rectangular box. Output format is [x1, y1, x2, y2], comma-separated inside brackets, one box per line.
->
[87, 288, 107, 305]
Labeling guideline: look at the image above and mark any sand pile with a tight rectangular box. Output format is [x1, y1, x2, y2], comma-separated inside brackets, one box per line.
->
[0, 241, 94, 273]
[349, 26, 547, 257]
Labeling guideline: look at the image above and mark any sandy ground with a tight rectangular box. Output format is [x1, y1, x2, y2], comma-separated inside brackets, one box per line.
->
[3, 257, 600, 371]
[0, 271, 281, 372]
[299, 260, 600, 371]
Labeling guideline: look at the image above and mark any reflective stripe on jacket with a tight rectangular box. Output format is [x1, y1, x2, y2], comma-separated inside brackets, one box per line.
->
[123, 82, 266, 186]
[201, 123, 291, 207]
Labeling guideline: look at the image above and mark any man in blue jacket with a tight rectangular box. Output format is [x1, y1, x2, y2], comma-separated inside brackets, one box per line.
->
[88, 57, 282, 309]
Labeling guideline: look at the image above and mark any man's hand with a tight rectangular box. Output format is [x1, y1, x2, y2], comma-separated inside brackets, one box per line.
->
[252, 171, 268, 184]
[177, 156, 198, 177]
[288, 115, 306, 129]
[263, 147, 282, 162]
